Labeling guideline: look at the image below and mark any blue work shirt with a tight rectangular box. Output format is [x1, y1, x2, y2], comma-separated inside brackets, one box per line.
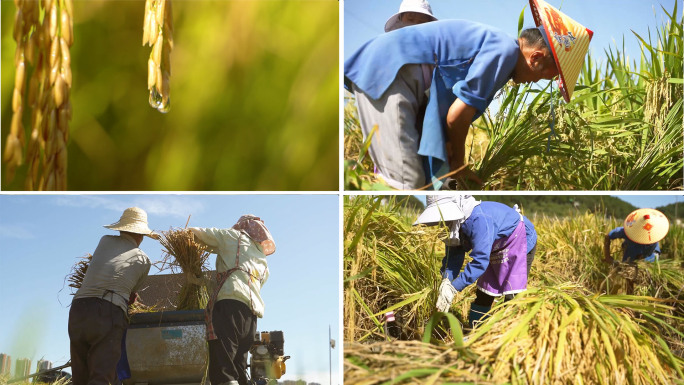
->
[344, 20, 520, 186]
[441, 202, 537, 291]
[608, 227, 660, 262]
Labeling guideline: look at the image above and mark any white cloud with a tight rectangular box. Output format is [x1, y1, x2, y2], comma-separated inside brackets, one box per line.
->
[0, 224, 35, 239]
[53, 195, 205, 219]
[134, 196, 205, 219]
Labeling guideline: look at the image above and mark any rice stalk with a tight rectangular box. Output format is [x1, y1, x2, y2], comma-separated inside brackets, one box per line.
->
[466, 285, 684, 384]
[158, 227, 210, 310]
[143, 0, 173, 113]
[66, 253, 92, 294]
[6, 0, 73, 190]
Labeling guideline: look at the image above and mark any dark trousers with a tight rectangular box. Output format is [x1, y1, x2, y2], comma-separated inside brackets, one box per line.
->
[474, 244, 537, 306]
[209, 299, 257, 385]
[68, 297, 127, 385]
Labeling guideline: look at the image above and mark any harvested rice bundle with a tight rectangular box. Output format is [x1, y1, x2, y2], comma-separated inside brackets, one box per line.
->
[66, 253, 92, 294]
[467, 284, 684, 384]
[159, 228, 210, 310]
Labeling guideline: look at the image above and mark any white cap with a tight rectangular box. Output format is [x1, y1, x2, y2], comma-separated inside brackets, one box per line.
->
[384, 0, 437, 32]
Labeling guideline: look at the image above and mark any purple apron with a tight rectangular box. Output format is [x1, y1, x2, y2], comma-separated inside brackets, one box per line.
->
[476, 220, 528, 296]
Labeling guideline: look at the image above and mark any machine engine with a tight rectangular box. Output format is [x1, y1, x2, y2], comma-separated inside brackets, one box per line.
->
[249, 331, 290, 385]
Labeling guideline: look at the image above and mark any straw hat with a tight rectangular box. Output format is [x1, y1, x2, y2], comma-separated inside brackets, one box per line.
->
[384, 0, 437, 32]
[233, 215, 276, 256]
[623, 208, 669, 245]
[414, 196, 466, 226]
[529, 0, 593, 102]
[104, 207, 158, 238]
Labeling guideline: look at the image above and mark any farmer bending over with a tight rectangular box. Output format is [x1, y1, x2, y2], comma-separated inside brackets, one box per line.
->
[69, 207, 156, 385]
[190, 215, 275, 385]
[604, 208, 669, 264]
[344, 0, 592, 189]
[414, 196, 537, 329]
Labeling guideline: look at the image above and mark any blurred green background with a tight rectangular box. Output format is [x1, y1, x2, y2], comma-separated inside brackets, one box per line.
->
[1, 0, 339, 191]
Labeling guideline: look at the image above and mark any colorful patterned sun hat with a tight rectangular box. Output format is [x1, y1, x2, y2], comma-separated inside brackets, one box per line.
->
[624, 208, 670, 245]
[233, 214, 276, 256]
[529, 0, 593, 102]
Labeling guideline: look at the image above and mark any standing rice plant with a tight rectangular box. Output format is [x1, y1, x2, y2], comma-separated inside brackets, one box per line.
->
[344, 195, 443, 341]
[158, 227, 210, 310]
[5, 0, 73, 190]
[142, 0, 173, 113]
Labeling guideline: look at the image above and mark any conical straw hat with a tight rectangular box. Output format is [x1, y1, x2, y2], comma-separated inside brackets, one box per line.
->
[623, 208, 669, 245]
[529, 0, 593, 102]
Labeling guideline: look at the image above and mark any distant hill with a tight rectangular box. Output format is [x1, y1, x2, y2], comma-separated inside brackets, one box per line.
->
[474, 195, 637, 219]
[402, 195, 683, 222]
[655, 201, 684, 222]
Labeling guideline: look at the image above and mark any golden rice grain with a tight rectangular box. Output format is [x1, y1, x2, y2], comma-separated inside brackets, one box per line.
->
[143, 0, 172, 113]
[5, 0, 73, 190]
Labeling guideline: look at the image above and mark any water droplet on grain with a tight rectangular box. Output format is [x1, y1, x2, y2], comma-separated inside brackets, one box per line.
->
[157, 98, 170, 113]
[149, 88, 163, 109]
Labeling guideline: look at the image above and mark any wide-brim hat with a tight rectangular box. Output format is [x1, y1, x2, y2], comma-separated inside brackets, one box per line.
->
[624, 208, 669, 245]
[413, 196, 465, 226]
[529, 0, 593, 102]
[384, 0, 437, 32]
[104, 207, 158, 239]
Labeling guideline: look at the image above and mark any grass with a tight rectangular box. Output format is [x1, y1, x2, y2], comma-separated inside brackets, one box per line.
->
[343, 196, 684, 384]
[344, 4, 682, 191]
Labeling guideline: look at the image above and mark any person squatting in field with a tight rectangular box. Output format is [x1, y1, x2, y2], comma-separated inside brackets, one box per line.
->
[604, 208, 670, 264]
[414, 195, 537, 329]
[68, 207, 156, 385]
[189, 215, 275, 385]
[344, 0, 592, 190]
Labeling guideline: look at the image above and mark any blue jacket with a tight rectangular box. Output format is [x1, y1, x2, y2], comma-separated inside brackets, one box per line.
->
[441, 202, 536, 291]
[608, 227, 660, 262]
[344, 20, 520, 185]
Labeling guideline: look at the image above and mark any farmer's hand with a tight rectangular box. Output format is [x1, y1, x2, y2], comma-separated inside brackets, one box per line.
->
[436, 278, 457, 312]
[453, 167, 483, 188]
[185, 272, 206, 286]
[128, 292, 139, 305]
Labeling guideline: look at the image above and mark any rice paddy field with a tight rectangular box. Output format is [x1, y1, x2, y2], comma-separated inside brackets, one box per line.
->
[344, 3, 683, 191]
[343, 196, 684, 384]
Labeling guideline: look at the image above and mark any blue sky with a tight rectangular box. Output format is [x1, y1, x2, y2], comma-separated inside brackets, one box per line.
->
[0, 194, 340, 384]
[344, 0, 678, 68]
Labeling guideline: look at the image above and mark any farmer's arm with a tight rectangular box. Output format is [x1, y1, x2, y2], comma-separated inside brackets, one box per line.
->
[189, 227, 222, 254]
[441, 245, 466, 282]
[603, 235, 612, 263]
[604, 227, 624, 264]
[446, 99, 476, 171]
[451, 216, 494, 291]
